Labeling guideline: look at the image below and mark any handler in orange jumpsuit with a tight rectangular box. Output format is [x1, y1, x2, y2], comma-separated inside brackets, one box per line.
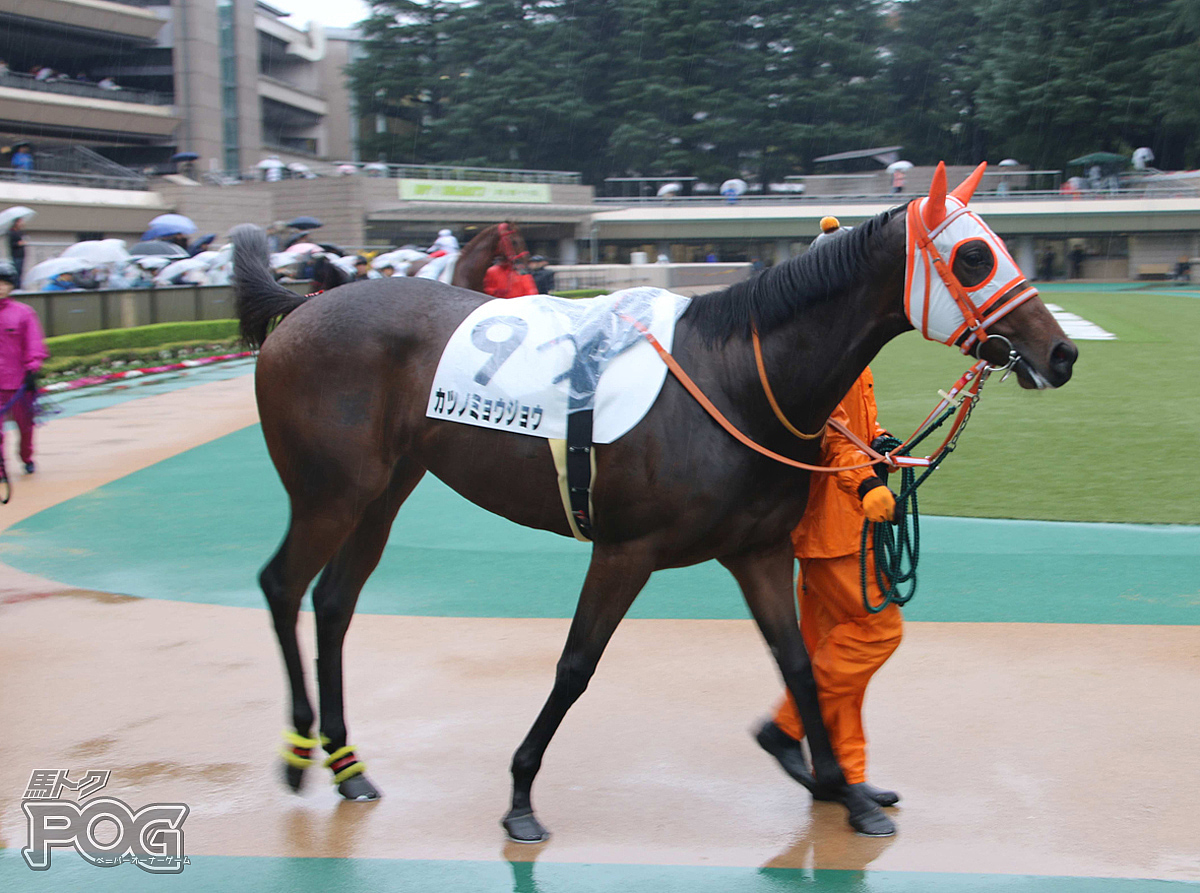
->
[482, 257, 537, 299]
[756, 366, 903, 807]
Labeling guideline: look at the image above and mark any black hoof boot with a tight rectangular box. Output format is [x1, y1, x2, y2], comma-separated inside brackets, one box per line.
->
[858, 782, 900, 807]
[283, 762, 307, 792]
[337, 773, 381, 802]
[280, 730, 318, 793]
[503, 808, 550, 843]
[848, 803, 896, 837]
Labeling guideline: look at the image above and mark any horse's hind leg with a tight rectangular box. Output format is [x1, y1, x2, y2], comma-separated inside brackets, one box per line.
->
[720, 542, 894, 837]
[310, 458, 426, 801]
[504, 543, 654, 843]
[262, 506, 357, 792]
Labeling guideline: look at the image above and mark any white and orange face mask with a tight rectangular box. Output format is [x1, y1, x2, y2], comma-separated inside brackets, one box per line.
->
[905, 162, 1038, 354]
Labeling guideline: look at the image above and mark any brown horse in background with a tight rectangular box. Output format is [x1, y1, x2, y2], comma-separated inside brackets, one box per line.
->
[314, 222, 527, 293]
[231, 171, 1076, 842]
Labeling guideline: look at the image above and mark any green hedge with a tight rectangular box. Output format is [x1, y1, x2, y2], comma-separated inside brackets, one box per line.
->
[549, 288, 610, 299]
[43, 339, 243, 378]
[46, 320, 241, 358]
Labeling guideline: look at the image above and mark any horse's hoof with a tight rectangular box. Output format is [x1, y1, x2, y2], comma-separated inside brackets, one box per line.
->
[849, 805, 896, 837]
[337, 773, 381, 802]
[502, 808, 550, 843]
[283, 763, 306, 792]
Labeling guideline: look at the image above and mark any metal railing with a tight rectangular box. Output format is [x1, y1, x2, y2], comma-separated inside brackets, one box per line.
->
[593, 184, 1200, 205]
[0, 70, 171, 106]
[229, 160, 583, 183]
[0, 167, 148, 191]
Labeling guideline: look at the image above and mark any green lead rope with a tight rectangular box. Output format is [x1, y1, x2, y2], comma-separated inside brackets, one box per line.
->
[859, 391, 977, 614]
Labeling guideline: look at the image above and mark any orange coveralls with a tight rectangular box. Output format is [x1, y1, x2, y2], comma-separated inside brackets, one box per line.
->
[772, 367, 903, 785]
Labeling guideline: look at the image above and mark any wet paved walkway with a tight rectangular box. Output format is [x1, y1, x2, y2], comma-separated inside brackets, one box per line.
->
[1, 363, 1197, 891]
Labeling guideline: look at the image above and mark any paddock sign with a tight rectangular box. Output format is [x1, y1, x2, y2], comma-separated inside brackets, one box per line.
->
[399, 178, 551, 203]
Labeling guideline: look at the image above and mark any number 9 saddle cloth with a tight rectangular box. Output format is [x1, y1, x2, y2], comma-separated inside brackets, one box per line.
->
[427, 287, 691, 443]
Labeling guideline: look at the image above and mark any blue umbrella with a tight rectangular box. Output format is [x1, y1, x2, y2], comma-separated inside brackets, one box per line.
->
[142, 223, 188, 241]
[287, 216, 323, 230]
[147, 213, 197, 236]
[171, 152, 200, 162]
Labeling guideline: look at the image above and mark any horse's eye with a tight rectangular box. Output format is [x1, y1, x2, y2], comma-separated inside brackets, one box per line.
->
[965, 248, 987, 266]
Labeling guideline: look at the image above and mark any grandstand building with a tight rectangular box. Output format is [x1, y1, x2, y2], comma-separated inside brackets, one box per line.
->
[0, 0, 357, 174]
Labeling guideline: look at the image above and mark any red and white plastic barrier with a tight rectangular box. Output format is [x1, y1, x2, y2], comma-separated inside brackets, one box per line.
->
[40, 352, 255, 394]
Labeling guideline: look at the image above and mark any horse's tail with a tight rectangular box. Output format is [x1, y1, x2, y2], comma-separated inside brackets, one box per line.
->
[230, 224, 306, 348]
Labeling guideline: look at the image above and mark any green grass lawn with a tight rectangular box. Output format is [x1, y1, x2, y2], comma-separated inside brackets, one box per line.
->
[870, 288, 1200, 525]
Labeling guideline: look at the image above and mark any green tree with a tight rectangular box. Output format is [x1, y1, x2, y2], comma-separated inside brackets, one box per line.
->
[974, 0, 1178, 168]
[885, 0, 989, 165]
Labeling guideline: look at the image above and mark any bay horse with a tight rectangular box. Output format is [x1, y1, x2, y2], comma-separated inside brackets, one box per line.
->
[312, 222, 528, 293]
[231, 164, 1076, 840]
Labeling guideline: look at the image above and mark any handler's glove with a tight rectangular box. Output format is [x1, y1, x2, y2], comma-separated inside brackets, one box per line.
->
[870, 433, 895, 481]
[859, 477, 897, 523]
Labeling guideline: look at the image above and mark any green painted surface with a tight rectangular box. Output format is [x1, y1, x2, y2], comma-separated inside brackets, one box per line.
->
[2, 424, 1198, 623]
[1, 851, 1196, 892]
[871, 290, 1200, 525]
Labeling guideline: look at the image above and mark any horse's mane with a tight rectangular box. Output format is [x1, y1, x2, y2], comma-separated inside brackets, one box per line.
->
[682, 204, 906, 344]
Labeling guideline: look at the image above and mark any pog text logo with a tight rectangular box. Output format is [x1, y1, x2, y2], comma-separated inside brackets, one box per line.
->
[21, 769, 190, 873]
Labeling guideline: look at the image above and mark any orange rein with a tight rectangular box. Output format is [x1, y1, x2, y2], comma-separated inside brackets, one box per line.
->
[624, 315, 987, 475]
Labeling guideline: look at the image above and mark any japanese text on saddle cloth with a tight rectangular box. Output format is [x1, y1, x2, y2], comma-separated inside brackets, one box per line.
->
[427, 288, 691, 539]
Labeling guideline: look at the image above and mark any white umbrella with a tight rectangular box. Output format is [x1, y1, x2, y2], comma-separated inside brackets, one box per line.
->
[287, 162, 316, 179]
[719, 178, 748, 197]
[270, 252, 302, 271]
[0, 206, 35, 235]
[256, 156, 286, 171]
[886, 160, 914, 173]
[61, 239, 130, 265]
[998, 158, 1020, 167]
[656, 182, 682, 197]
[131, 255, 173, 271]
[155, 253, 218, 286]
[336, 164, 358, 176]
[372, 248, 426, 270]
[24, 256, 92, 289]
[331, 256, 359, 276]
[1133, 147, 1155, 171]
[363, 161, 388, 177]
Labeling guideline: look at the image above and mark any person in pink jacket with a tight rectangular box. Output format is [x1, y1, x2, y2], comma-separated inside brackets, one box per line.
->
[0, 261, 48, 473]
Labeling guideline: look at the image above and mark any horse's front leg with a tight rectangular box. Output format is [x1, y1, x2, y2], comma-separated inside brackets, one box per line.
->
[721, 542, 894, 836]
[503, 542, 655, 843]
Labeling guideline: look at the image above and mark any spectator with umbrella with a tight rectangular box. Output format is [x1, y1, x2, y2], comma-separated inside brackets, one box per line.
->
[0, 206, 35, 284]
[172, 151, 200, 179]
[0, 260, 47, 472]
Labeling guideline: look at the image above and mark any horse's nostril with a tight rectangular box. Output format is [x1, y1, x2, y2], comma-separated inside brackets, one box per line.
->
[1050, 340, 1078, 378]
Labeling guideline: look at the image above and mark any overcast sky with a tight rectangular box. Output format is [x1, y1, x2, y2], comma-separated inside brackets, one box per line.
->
[270, 0, 373, 29]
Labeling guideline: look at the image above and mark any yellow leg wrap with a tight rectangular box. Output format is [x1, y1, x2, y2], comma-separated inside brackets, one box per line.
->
[323, 745, 367, 784]
[280, 729, 319, 768]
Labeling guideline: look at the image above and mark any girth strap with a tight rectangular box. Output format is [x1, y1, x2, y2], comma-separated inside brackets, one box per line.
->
[565, 409, 594, 539]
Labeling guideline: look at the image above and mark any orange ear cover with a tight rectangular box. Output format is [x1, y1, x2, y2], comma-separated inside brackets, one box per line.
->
[950, 162, 988, 205]
[923, 162, 947, 229]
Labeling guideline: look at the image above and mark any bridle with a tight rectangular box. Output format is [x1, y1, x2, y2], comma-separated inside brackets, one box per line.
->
[496, 223, 528, 265]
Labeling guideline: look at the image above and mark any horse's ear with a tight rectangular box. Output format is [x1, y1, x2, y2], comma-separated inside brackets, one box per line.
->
[923, 162, 947, 229]
[951, 162, 988, 205]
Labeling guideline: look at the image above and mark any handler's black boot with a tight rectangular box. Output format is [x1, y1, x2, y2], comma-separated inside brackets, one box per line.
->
[754, 720, 900, 807]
